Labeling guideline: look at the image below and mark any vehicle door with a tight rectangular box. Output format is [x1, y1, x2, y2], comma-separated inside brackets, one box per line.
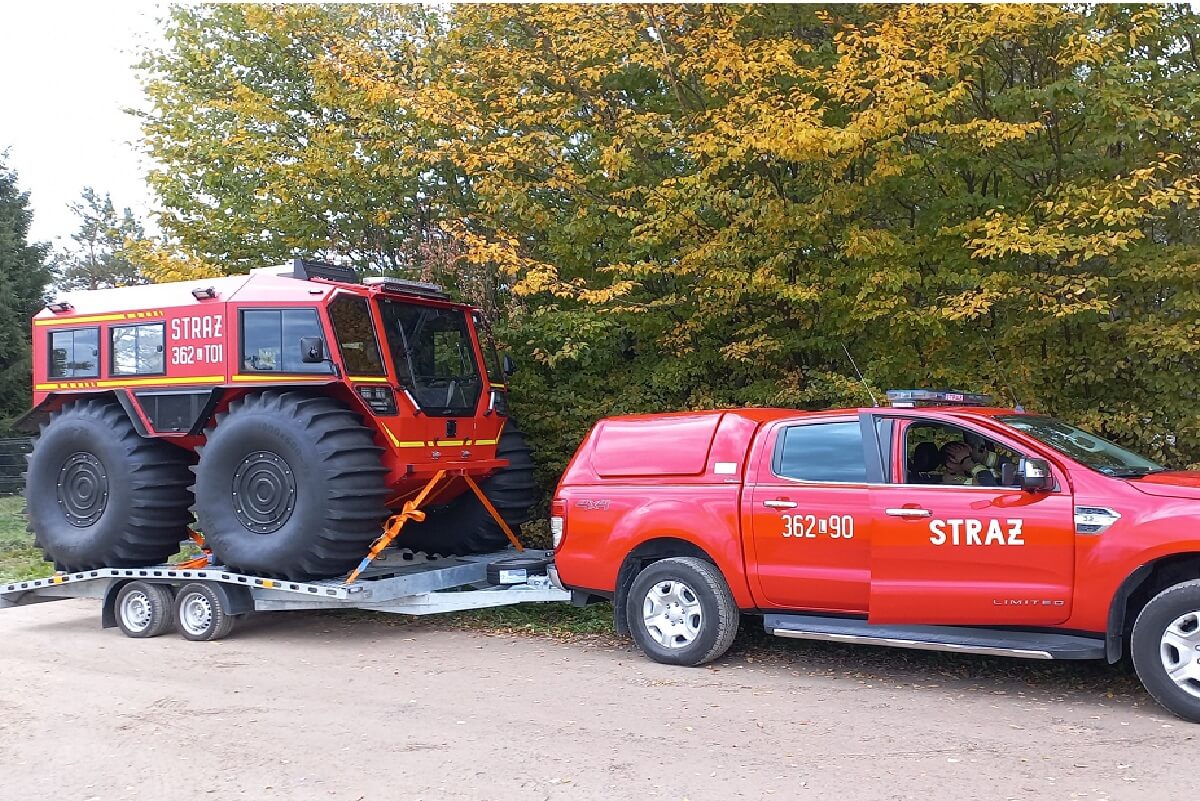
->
[746, 415, 880, 613]
[867, 415, 1075, 626]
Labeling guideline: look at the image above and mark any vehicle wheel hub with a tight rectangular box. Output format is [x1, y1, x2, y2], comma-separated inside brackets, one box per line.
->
[57, 451, 108, 527]
[1160, 610, 1200, 699]
[232, 450, 296, 534]
[120, 589, 152, 632]
[180, 593, 213, 636]
[642, 580, 703, 649]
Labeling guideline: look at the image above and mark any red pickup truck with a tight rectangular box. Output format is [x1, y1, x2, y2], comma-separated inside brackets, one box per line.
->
[551, 391, 1200, 722]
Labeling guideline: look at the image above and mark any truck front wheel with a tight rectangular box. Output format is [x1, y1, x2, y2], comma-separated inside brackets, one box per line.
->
[1131, 579, 1200, 723]
[626, 557, 740, 667]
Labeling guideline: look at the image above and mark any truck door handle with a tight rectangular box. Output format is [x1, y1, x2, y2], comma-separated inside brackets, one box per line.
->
[762, 500, 798, 509]
[885, 507, 932, 518]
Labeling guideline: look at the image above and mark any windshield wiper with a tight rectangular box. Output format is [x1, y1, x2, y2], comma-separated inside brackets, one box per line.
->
[1108, 468, 1168, 478]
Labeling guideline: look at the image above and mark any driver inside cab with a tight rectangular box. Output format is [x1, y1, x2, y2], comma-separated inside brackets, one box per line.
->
[938, 441, 998, 486]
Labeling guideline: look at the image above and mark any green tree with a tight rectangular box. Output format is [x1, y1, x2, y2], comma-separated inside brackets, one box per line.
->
[0, 157, 51, 434]
[53, 187, 147, 291]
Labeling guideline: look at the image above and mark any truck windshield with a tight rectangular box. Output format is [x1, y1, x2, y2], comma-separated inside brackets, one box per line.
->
[376, 299, 482, 417]
[996, 415, 1166, 478]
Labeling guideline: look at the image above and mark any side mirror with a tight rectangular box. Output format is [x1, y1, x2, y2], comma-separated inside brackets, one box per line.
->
[1018, 457, 1053, 492]
[300, 336, 326, 364]
[502, 354, 516, 377]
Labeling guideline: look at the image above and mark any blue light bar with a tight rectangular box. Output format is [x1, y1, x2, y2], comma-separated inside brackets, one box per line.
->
[886, 389, 993, 408]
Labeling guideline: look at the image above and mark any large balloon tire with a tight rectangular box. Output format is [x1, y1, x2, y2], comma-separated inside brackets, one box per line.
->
[399, 424, 538, 555]
[25, 399, 195, 571]
[192, 391, 389, 581]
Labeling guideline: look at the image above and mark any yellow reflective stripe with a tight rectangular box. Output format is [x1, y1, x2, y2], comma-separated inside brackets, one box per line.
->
[435, 439, 466, 446]
[350, 376, 389, 383]
[231, 374, 333, 382]
[394, 441, 427, 448]
[379, 424, 401, 448]
[36, 375, 223, 391]
[473, 439, 498, 446]
[34, 310, 165, 326]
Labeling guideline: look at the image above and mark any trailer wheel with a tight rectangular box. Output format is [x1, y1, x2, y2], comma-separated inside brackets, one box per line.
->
[115, 581, 174, 638]
[626, 557, 740, 667]
[174, 583, 236, 641]
[1131, 579, 1200, 723]
[193, 391, 389, 580]
[25, 399, 194, 571]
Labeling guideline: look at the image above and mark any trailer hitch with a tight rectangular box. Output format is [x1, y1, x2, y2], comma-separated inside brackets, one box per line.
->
[344, 469, 523, 585]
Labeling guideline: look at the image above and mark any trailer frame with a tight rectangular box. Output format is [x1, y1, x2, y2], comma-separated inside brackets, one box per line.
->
[0, 548, 572, 638]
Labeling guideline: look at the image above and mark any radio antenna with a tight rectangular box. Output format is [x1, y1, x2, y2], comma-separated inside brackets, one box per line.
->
[982, 336, 1022, 411]
[841, 343, 879, 407]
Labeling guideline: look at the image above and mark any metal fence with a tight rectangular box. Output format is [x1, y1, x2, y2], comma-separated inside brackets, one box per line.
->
[0, 438, 32, 496]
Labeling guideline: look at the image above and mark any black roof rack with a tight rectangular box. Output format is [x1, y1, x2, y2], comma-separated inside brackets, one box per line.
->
[292, 258, 359, 284]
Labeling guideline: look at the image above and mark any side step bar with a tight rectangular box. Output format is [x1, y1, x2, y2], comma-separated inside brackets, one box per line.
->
[764, 614, 1105, 660]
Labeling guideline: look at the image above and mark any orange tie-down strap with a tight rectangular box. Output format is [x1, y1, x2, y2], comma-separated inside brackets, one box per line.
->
[343, 470, 523, 585]
[175, 530, 212, 570]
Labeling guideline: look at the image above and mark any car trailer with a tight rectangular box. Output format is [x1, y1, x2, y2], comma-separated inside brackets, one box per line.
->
[0, 548, 572, 641]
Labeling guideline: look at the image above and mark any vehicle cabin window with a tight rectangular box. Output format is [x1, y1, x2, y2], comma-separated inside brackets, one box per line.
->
[775, 421, 868, 483]
[328, 295, 385, 375]
[240, 308, 331, 373]
[49, 327, 100, 378]
[904, 421, 1022, 488]
[110, 323, 165, 375]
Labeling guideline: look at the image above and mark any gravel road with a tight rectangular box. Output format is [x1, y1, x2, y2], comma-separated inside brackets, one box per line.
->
[0, 599, 1192, 800]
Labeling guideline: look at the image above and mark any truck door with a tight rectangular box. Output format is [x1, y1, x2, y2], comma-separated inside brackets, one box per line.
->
[746, 416, 878, 613]
[868, 416, 1075, 626]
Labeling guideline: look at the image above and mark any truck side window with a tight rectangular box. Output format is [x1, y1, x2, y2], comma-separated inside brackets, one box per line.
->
[904, 422, 1021, 487]
[775, 422, 868, 483]
[240, 309, 331, 374]
[49, 327, 100, 378]
[328, 295, 385, 375]
[110, 323, 165, 375]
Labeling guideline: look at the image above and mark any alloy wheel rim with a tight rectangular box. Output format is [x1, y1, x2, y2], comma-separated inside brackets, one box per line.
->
[1159, 610, 1200, 699]
[642, 580, 703, 649]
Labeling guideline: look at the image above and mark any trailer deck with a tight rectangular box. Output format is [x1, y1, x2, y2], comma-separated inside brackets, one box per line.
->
[0, 548, 572, 638]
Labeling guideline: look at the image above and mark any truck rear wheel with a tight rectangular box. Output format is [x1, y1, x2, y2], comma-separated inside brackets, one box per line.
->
[626, 557, 740, 667]
[193, 391, 389, 581]
[1132, 580, 1200, 723]
[399, 424, 538, 555]
[25, 399, 195, 571]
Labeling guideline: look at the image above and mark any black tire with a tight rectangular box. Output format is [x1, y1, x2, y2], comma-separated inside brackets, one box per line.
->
[399, 424, 538, 555]
[114, 581, 175, 638]
[1131, 579, 1200, 722]
[486, 552, 552, 585]
[24, 399, 194, 571]
[174, 582, 236, 641]
[625, 557, 740, 667]
[193, 391, 389, 581]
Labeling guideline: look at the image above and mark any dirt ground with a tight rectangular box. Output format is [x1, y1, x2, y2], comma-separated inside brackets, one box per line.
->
[0, 600, 1193, 801]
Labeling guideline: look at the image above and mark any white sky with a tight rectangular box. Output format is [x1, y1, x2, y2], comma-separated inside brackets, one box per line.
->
[0, 2, 164, 248]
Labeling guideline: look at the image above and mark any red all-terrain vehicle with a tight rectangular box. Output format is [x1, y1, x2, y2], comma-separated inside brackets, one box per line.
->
[18, 259, 537, 581]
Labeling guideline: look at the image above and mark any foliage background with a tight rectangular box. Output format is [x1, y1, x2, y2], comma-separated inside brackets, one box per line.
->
[131, 3, 1200, 498]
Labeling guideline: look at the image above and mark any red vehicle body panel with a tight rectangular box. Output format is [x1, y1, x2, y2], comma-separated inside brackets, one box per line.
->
[29, 268, 510, 507]
[554, 406, 1200, 638]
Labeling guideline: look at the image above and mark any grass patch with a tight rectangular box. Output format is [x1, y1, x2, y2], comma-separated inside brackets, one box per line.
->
[0, 495, 52, 583]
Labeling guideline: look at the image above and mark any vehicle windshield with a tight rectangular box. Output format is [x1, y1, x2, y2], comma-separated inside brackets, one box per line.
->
[996, 415, 1166, 478]
[376, 299, 482, 417]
